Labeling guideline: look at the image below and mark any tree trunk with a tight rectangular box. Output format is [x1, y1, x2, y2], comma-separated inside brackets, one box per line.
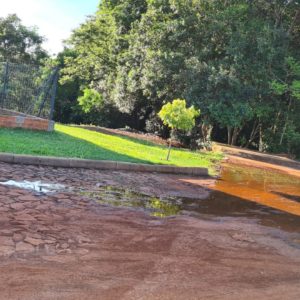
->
[201, 123, 213, 143]
[280, 96, 292, 146]
[166, 137, 172, 161]
[231, 127, 240, 146]
[258, 123, 264, 152]
[244, 119, 259, 148]
[227, 126, 232, 145]
[272, 111, 281, 134]
[227, 126, 241, 146]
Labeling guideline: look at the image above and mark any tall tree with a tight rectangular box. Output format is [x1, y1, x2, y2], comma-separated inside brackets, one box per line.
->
[62, 0, 300, 156]
[0, 14, 47, 63]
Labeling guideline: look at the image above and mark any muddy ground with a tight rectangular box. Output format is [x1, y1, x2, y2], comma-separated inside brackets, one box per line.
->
[0, 162, 300, 299]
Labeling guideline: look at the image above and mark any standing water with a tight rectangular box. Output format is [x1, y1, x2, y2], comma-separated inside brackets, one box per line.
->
[81, 163, 300, 233]
[181, 164, 300, 232]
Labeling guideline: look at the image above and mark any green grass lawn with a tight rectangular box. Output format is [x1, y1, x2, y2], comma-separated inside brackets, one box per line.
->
[0, 124, 223, 173]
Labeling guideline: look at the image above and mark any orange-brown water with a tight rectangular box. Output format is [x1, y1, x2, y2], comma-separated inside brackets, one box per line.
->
[215, 164, 300, 216]
[181, 164, 300, 232]
[80, 163, 300, 233]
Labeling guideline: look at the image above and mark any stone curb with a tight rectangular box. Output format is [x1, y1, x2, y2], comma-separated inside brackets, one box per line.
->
[0, 153, 209, 176]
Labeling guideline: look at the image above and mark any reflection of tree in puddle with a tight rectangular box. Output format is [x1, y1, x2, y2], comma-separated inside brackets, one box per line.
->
[80, 187, 181, 218]
[148, 198, 181, 217]
[78, 177, 300, 233]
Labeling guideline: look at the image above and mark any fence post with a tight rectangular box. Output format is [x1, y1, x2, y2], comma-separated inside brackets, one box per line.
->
[49, 67, 59, 121]
[1, 62, 9, 109]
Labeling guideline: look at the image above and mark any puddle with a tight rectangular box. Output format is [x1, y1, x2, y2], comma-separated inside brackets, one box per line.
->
[2, 164, 299, 235]
[81, 187, 181, 217]
[0, 180, 66, 194]
[80, 164, 300, 234]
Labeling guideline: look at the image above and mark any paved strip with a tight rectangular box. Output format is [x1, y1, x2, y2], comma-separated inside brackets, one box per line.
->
[0, 152, 208, 176]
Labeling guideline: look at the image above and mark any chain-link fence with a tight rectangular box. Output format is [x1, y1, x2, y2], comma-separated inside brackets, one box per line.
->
[0, 62, 58, 120]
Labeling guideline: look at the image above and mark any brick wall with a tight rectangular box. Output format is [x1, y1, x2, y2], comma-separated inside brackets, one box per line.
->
[0, 108, 27, 116]
[0, 115, 54, 131]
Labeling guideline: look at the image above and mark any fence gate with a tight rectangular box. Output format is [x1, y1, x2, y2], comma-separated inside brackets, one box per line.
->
[0, 62, 59, 131]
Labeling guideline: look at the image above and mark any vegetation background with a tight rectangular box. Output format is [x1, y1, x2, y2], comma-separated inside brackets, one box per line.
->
[1, 1, 300, 157]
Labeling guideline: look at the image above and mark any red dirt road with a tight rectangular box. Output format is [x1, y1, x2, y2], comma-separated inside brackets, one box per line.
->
[213, 143, 300, 178]
[0, 162, 300, 299]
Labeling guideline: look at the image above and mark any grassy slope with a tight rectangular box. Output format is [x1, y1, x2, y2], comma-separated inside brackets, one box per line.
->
[0, 124, 222, 172]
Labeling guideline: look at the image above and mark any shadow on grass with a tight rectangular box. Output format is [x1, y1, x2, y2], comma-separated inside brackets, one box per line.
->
[73, 125, 219, 158]
[0, 128, 153, 165]
[74, 125, 172, 150]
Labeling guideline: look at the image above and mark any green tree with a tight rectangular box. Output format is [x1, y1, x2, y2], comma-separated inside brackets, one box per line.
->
[0, 14, 47, 63]
[61, 0, 300, 156]
[53, 49, 82, 124]
[158, 99, 199, 160]
[271, 57, 300, 149]
[78, 88, 103, 113]
[53, 48, 127, 127]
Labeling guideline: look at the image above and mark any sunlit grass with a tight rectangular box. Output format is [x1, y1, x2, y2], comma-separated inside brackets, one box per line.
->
[0, 124, 223, 173]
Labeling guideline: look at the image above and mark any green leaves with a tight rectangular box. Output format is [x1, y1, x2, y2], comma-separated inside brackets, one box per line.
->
[271, 81, 288, 95]
[59, 0, 300, 155]
[158, 98, 200, 160]
[271, 57, 300, 100]
[292, 81, 300, 100]
[0, 14, 47, 63]
[78, 88, 103, 113]
[158, 99, 200, 131]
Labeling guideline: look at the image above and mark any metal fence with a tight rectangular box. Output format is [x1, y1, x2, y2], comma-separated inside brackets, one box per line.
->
[0, 62, 59, 120]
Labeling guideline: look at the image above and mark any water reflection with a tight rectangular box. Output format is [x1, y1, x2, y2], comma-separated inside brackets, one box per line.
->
[181, 164, 300, 232]
[80, 187, 181, 218]
[211, 164, 300, 217]
[80, 164, 300, 233]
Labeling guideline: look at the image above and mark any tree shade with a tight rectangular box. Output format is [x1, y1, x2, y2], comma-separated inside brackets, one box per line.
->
[60, 0, 300, 156]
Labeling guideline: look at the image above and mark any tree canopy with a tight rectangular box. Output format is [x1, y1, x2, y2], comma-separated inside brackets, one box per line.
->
[0, 14, 47, 63]
[60, 0, 300, 156]
[159, 99, 200, 160]
[158, 99, 200, 132]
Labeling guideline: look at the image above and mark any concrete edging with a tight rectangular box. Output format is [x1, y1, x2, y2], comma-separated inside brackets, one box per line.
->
[0, 153, 209, 176]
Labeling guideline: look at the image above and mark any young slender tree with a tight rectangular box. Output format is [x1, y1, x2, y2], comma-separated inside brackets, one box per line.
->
[158, 99, 200, 161]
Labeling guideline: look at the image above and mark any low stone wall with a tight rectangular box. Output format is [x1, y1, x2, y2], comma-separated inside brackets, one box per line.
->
[0, 115, 54, 131]
[0, 153, 209, 176]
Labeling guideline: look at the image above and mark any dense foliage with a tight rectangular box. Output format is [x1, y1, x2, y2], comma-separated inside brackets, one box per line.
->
[61, 0, 300, 156]
[0, 14, 47, 63]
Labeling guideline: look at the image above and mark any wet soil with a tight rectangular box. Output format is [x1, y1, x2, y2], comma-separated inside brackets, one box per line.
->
[213, 143, 300, 175]
[0, 162, 300, 299]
